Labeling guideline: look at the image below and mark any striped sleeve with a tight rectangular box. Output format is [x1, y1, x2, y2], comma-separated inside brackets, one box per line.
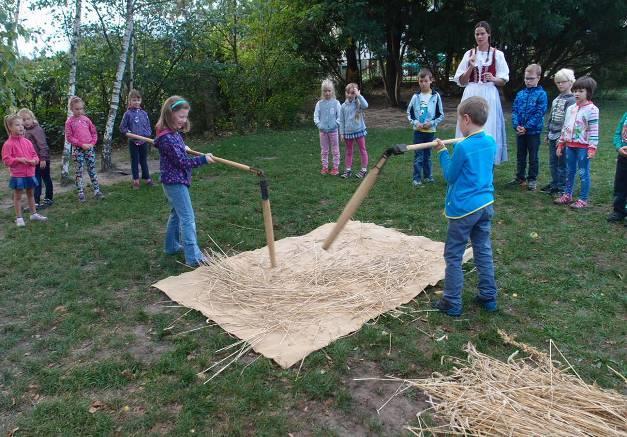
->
[587, 106, 599, 149]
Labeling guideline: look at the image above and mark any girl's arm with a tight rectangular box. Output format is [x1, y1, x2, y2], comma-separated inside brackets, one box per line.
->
[313, 101, 321, 128]
[335, 101, 341, 128]
[26, 139, 39, 165]
[119, 111, 129, 134]
[88, 118, 98, 145]
[586, 106, 600, 150]
[339, 105, 345, 136]
[65, 119, 80, 146]
[2, 142, 18, 167]
[36, 126, 50, 161]
[161, 135, 208, 170]
[357, 95, 368, 109]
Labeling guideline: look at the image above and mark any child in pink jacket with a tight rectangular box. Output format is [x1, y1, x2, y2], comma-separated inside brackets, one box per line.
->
[2, 114, 48, 226]
[65, 96, 104, 202]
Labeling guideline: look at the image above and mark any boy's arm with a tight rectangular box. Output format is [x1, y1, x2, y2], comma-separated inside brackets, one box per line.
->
[406, 95, 417, 125]
[613, 113, 627, 150]
[432, 93, 444, 128]
[526, 90, 548, 130]
[438, 145, 464, 185]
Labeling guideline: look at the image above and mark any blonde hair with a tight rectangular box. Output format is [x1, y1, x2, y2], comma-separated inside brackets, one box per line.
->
[526, 64, 542, 77]
[345, 83, 362, 121]
[554, 68, 575, 83]
[156, 95, 191, 133]
[458, 96, 489, 126]
[4, 113, 22, 136]
[320, 79, 336, 99]
[17, 108, 38, 125]
[68, 96, 84, 111]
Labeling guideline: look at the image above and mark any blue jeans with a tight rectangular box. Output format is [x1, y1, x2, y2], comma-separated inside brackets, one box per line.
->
[565, 147, 591, 200]
[162, 184, 205, 266]
[412, 131, 434, 182]
[129, 141, 151, 181]
[515, 134, 540, 182]
[34, 160, 53, 203]
[548, 139, 566, 191]
[443, 205, 497, 311]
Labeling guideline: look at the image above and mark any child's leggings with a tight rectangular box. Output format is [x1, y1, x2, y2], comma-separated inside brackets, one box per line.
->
[345, 136, 368, 169]
[72, 147, 100, 194]
[319, 131, 340, 170]
[565, 147, 590, 201]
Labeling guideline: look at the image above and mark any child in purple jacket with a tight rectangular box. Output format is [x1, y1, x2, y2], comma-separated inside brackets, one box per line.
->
[154, 96, 214, 267]
[120, 89, 153, 189]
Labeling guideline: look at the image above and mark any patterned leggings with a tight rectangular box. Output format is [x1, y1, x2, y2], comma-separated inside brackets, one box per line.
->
[73, 147, 101, 194]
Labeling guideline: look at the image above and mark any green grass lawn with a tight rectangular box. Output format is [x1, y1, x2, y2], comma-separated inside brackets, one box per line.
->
[1, 100, 625, 435]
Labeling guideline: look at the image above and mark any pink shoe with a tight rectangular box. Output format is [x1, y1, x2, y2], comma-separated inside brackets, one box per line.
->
[569, 199, 588, 209]
[329, 168, 339, 176]
[320, 168, 329, 175]
[553, 193, 573, 205]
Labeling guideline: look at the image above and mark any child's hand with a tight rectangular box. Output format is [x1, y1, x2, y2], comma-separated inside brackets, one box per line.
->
[340, 135, 344, 143]
[483, 72, 495, 82]
[619, 146, 627, 157]
[17, 157, 27, 164]
[354, 88, 361, 97]
[433, 138, 446, 151]
[516, 126, 525, 135]
[205, 153, 215, 163]
[423, 121, 432, 129]
[40, 161, 47, 169]
[82, 144, 91, 150]
[468, 52, 477, 67]
[556, 147, 563, 157]
[587, 148, 596, 159]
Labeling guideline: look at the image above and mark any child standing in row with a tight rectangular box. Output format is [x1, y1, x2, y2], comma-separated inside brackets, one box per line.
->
[607, 112, 627, 224]
[314, 80, 341, 175]
[554, 76, 600, 209]
[18, 108, 54, 208]
[510, 64, 548, 191]
[2, 114, 48, 226]
[541, 68, 576, 195]
[406, 68, 444, 186]
[339, 83, 369, 179]
[65, 96, 104, 202]
[154, 96, 215, 267]
[120, 89, 153, 189]
[432, 97, 498, 317]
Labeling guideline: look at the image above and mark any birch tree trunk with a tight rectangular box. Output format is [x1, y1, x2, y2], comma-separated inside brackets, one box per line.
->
[13, 0, 21, 56]
[61, 0, 82, 182]
[100, 0, 134, 171]
[128, 31, 134, 91]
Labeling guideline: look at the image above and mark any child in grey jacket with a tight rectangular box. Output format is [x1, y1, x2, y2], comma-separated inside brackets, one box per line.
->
[314, 79, 342, 175]
[339, 83, 369, 179]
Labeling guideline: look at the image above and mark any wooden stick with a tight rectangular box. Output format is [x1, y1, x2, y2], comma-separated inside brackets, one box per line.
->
[322, 137, 463, 250]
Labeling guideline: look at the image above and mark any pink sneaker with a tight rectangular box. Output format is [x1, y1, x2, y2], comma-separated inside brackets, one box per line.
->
[553, 193, 573, 205]
[569, 199, 588, 209]
[329, 168, 339, 176]
[320, 168, 329, 175]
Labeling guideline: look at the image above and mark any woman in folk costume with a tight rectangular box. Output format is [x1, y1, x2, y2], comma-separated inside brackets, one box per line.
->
[454, 21, 510, 164]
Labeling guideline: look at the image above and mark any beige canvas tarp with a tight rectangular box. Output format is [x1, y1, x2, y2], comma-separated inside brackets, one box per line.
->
[153, 221, 472, 369]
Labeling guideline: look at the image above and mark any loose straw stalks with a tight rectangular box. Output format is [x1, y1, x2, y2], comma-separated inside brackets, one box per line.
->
[394, 336, 627, 436]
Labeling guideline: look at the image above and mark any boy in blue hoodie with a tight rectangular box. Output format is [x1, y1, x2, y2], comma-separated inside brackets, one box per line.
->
[509, 64, 548, 191]
[432, 96, 498, 317]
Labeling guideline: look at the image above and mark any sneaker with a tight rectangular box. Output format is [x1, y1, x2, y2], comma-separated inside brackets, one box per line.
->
[329, 168, 339, 176]
[16, 217, 25, 227]
[412, 180, 422, 187]
[340, 169, 352, 179]
[43, 198, 54, 206]
[78, 192, 86, 203]
[507, 178, 524, 186]
[527, 181, 537, 191]
[569, 199, 588, 209]
[94, 191, 105, 200]
[320, 168, 329, 175]
[431, 298, 462, 317]
[132, 180, 140, 190]
[607, 212, 626, 223]
[355, 169, 368, 179]
[474, 295, 497, 312]
[553, 193, 572, 205]
[539, 184, 553, 193]
[30, 213, 48, 222]
[36, 202, 49, 210]
[146, 178, 154, 186]
[425, 177, 435, 183]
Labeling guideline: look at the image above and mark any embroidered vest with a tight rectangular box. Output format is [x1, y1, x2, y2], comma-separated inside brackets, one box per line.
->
[469, 48, 496, 83]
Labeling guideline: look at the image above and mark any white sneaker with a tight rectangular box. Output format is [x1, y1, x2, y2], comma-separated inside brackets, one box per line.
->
[16, 217, 25, 227]
[30, 213, 48, 222]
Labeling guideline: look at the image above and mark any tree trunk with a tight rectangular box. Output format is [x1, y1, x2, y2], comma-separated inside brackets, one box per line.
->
[128, 31, 134, 91]
[382, 27, 402, 107]
[13, 0, 21, 56]
[101, 0, 134, 172]
[345, 38, 360, 85]
[61, 0, 82, 182]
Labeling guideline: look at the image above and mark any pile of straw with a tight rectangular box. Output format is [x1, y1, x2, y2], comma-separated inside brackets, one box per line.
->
[399, 332, 627, 436]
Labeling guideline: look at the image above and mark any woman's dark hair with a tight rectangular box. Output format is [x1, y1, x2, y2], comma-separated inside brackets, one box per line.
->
[475, 21, 492, 45]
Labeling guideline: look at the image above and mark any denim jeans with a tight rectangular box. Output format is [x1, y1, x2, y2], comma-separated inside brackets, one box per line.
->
[613, 155, 627, 215]
[162, 183, 205, 266]
[443, 205, 497, 311]
[565, 147, 591, 200]
[548, 139, 566, 191]
[129, 141, 151, 180]
[515, 134, 540, 182]
[412, 131, 434, 182]
[34, 160, 53, 203]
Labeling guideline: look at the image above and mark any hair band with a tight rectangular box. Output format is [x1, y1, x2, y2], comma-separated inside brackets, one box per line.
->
[170, 99, 188, 110]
